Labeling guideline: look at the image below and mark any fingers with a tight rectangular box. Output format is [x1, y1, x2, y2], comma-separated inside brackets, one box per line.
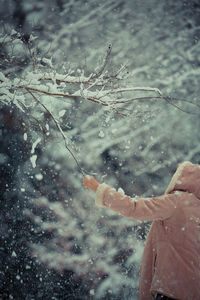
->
[90, 177, 99, 192]
[83, 175, 93, 189]
[83, 175, 99, 192]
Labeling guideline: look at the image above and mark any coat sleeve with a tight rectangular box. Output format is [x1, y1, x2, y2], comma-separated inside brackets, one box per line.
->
[96, 183, 180, 221]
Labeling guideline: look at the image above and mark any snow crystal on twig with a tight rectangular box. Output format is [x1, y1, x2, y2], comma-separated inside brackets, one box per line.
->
[31, 138, 41, 154]
[30, 155, 37, 168]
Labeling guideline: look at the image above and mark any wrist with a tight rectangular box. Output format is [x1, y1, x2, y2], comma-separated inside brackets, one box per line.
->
[96, 183, 109, 206]
[93, 183, 99, 192]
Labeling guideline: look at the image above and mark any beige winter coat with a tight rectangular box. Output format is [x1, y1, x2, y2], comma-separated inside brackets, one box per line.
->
[96, 161, 200, 300]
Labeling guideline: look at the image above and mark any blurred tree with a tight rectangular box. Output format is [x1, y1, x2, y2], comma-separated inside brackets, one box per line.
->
[0, 0, 200, 299]
[0, 105, 89, 299]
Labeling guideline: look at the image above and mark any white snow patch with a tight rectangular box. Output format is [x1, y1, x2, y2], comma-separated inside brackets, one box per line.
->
[30, 155, 37, 168]
[42, 57, 53, 68]
[31, 138, 41, 154]
[11, 29, 17, 35]
[11, 251, 17, 257]
[105, 115, 111, 123]
[23, 133, 27, 141]
[90, 289, 95, 295]
[0, 72, 8, 82]
[29, 34, 38, 42]
[25, 265, 31, 270]
[99, 130, 105, 138]
[118, 187, 125, 195]
[35, 173, 43, 181]
[55, 164, 61, 170]
[46, 124, 49, 130]
[59, 110, 66, 117]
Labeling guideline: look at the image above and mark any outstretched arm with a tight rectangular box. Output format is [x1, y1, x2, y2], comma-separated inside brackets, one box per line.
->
[83, 176, 180, 221]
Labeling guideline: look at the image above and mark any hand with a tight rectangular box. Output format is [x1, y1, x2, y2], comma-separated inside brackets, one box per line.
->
[83, 175, 99, 192]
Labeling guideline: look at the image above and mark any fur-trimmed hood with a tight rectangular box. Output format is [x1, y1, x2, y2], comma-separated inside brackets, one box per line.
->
[165, 161, 200, 199]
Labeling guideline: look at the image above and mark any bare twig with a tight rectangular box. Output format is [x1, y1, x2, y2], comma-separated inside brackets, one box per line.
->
[22, 86, 80, 99]
[107, 95, 200, 115]
[90, 44, 112, 79]
[161, 96, 197, 115]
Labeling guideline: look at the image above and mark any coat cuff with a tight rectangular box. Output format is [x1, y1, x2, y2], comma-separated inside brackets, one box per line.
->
[96, 183, 109, 206]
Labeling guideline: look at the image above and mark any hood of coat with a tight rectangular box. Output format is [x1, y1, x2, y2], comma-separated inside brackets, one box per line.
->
[165, 161, 200, 199]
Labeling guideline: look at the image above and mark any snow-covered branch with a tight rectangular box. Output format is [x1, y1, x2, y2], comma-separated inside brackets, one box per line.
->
[1, 33, 199, 175]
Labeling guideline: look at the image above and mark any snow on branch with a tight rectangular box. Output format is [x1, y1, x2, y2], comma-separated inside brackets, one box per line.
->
[1, 34, 199, 173]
